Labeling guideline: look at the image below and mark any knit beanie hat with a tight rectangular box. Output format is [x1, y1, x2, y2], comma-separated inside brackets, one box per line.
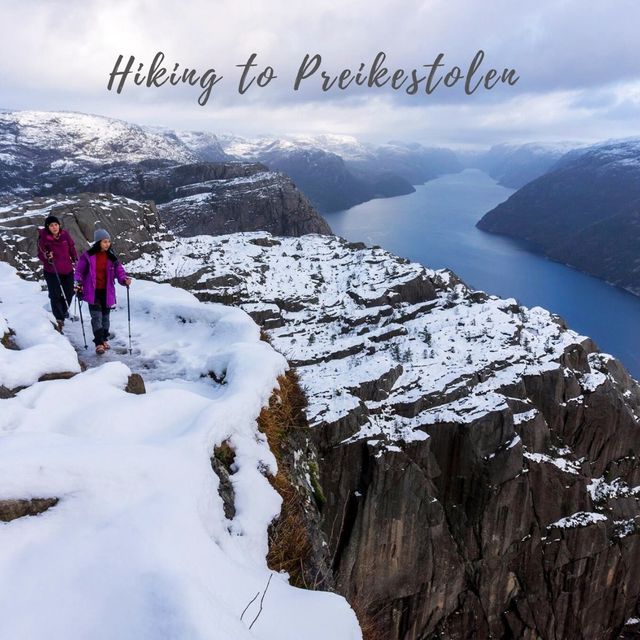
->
[44, 215, 60, 229]
[93, 228, 111, 242]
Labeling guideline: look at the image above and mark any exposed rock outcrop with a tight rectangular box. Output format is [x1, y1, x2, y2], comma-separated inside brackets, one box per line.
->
[0, 498, 59, 522]
[154, 165, 332, 237]
[0, 193, 167, 278]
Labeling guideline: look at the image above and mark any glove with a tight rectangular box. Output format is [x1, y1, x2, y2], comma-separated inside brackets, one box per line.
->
[74, 282, 83, 293]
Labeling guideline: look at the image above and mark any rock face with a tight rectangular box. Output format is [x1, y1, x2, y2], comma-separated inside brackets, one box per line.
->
[129, 230, 640, 640]
[48, 160, 333, 237]
[0, 193, 168, 278]
[154, 165, 333, 237]
[477, 139, 640, 296]
[0, 498, 59, 522]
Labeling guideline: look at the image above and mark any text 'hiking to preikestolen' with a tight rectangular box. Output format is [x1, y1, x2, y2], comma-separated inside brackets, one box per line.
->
[106, 50, 520, 106]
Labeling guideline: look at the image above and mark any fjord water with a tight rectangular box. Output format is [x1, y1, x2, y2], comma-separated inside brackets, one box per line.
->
[326, 169, 640, 379]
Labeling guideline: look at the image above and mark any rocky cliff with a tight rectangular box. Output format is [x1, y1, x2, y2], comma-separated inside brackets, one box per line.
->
[2, 196, 639, 639]
[128, 229, 640, 640]
[51, 160, 332, 237]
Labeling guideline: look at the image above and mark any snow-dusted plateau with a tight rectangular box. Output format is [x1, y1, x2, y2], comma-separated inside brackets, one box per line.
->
[1, 110, 640, 640]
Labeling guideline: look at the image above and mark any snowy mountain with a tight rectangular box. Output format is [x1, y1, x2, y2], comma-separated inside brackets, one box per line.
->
[217, 132, 372, 163]
[212, 133, 465, 212]
[0, 110, 330, 238]
[463, 141, 583, 188]
[217, 132, 462, 183]
[151, 126, 231, 162]
[477, 138, 640, 296]
[0, 110, 196, 195]
[214, 132, 416, 213]
[347, 140, 462, 185]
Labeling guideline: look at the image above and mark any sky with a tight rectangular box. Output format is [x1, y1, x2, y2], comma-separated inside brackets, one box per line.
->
[1, 0, 639, 148]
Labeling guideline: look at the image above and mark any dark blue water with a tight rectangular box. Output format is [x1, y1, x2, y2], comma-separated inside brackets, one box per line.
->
[326, 169, 640, 379]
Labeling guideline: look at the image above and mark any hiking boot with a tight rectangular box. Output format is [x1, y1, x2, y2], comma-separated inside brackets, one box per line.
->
[95, 344, 106, 355]
[102, 341, 111, 350]
[55, 319, 64, 334]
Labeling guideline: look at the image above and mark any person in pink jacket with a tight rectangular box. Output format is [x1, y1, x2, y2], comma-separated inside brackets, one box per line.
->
[37, 215, 78, 332]
[74, 229, 132, 355]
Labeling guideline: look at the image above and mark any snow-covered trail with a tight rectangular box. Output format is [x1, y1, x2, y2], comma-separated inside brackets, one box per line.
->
[0, 265, 361, 640]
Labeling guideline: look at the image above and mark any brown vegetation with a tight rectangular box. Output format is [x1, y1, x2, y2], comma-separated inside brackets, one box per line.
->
[259, 369, 316, 589]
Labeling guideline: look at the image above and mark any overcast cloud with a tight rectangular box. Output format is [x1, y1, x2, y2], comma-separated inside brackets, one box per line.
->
[1, 0, 639, 147]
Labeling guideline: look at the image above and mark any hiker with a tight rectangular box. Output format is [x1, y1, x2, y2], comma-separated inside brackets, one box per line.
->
[74, 229, 132, 355]
[37, 215, 78, 332]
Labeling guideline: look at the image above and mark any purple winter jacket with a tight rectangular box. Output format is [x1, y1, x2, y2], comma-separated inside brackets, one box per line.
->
[37, 228, 78, 275]
[74, 245, 129, 307]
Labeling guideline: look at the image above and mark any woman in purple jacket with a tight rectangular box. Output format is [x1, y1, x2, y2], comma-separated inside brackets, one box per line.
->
[74, 229, 132, 355]
[38, 215, 78, 332]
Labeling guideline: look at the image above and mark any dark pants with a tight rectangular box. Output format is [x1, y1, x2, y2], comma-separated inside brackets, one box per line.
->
[44, 271, 74, 321]
[89, 289, 111, 346]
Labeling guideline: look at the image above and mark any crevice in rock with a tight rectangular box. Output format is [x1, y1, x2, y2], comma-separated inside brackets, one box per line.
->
[331, 442, 375, 575]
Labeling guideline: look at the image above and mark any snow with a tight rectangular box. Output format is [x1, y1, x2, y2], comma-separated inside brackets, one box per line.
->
[587, 476, 640, 502]
[216, 132, 373, 162]
[0, 263, 80, 388]
[579, 371, 607, 393]
[513, 409, 538, 425]
[0, 110, 197, 167]
[0, 198, 76, 225]
[127, 231, 598, 450]
[549, 511, 608, 529]
[614, 519, 637, 539]
[523, 451, 581, 475]
[0, 263, 361, 640]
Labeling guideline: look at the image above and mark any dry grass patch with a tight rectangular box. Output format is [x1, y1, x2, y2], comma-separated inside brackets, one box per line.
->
[259, 369, 317, 589]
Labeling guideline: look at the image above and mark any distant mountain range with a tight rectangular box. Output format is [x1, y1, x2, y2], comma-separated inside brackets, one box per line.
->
[0, 110, 330, 237]
[462, 141, 585, 189]
[0, 110, 464, 226]
[210, 133, 462, 212]
[477, 138, 640, 296]
[4, 109, 638, 298]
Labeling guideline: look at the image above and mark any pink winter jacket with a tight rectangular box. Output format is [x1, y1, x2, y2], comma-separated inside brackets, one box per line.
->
[74, 244, 128, 306]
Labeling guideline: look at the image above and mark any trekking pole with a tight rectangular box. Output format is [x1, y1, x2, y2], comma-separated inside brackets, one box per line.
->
[126, 285, 132, 355]
[77, 298, 88, 349]
[50, 258, 71, 318]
